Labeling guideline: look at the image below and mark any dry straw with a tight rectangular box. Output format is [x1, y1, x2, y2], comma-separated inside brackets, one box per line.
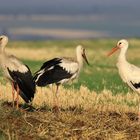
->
[0, 83, 138, 113]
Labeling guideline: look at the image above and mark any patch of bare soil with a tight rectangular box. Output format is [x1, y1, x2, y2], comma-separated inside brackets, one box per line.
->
[0, 102, 140, 140]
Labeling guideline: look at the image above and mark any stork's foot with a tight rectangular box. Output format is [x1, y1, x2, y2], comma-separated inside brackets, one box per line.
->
[52, 105, 60, 113]
[13, 100, 19, 110]
[11, 100, 19, 110]
[53, 97, 59, 109]
[12, 101, 15, 108]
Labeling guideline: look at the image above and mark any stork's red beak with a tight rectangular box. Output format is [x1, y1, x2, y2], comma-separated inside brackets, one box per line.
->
[82, 52, 89, 65]
[107, 46, 119, 56]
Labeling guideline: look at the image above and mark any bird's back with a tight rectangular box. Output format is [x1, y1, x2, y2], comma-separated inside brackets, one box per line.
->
[34, 57, 79, 86]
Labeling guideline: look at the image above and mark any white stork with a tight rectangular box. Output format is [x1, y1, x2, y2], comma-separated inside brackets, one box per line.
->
[33, 45, 89, 107]
[107, 39, 140, 118]
[0, 35, 36, 109]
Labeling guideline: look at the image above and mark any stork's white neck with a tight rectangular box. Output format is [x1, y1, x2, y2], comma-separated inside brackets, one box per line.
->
[76, 50, 83, 69]
[0, 44, 6, 53]
[0, 36, 8, 53]
[118, 47, 127, 62]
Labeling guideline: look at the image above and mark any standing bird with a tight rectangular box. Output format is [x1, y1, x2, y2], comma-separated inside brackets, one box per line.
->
[0, 35, 36, 109]
[33, 45, 89, 107]
[107, 39, 140, 118]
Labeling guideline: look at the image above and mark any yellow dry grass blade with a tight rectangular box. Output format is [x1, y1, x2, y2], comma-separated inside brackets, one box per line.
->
[0, 83, 138, 113]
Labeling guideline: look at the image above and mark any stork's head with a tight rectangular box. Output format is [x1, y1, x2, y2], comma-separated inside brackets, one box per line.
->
[107, 39, 129, 56]
[117, 39, 128, 49]
[76, 45, 89, 65]
[0, 35, 8, 48]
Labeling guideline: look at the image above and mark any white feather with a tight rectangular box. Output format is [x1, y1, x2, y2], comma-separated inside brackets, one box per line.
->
[2, 55, 28, 73]
[59, 59, 79, 74]
[47, 66, 54, 71]
[35, 69, 45, 82]
[117, 62, 140, 85]
[115, 39, 140, 95]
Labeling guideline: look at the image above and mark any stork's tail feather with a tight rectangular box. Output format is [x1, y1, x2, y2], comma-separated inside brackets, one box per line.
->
[33, 70, 53, 87]
[33, 73, 39, 83]
[33, 70, 48, 87]
[35, 77, 48, 87]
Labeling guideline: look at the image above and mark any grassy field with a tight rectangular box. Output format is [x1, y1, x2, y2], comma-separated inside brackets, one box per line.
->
[1, 39, 140, 139]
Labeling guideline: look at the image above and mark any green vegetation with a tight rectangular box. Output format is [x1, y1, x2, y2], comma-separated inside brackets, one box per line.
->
[9, 38, 140, 94]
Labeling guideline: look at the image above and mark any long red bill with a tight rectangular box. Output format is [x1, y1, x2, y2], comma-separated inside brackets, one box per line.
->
[82, 52, 89, 65]
[107, 46, 119, 56]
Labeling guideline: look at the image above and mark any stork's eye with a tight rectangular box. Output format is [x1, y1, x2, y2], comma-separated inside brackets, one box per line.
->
[0, 38, 2, 41]
[119, 42, 122, 45]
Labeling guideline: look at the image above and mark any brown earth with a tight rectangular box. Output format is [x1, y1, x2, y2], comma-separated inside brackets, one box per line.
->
[0, 102, 140, 140]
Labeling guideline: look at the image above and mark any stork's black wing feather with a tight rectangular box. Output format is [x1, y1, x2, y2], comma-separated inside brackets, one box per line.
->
[130, 81, 140, 89]
[33, 58, 62, 82]
[40, 58, 61, 70]
[7, 66, 36, 103]
[34, 57, 74, 87]
[35, 65, 73, 86]
[33, 58, 61, 83]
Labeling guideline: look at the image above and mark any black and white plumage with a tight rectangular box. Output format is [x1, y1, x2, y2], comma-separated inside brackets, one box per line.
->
[34, 58, 78, 86]
[107, 39, 140, 119]
[33, 45, 89, 106]
[0, 35, 36, 108]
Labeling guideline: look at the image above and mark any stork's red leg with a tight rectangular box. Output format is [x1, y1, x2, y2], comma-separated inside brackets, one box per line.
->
[54, 85, 59, 108]
[16, 84, 20, 109]
[138, 103, 140, 121]
[49, 84, 54, 93]
[11, 82, 15, 108]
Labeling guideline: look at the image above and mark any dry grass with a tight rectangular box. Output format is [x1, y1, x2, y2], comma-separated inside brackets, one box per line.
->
[6, 47, 59, 61]
[6, 44, 83, 61]
[0, 83, 140, 139]
[0, 83, 138, 112]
